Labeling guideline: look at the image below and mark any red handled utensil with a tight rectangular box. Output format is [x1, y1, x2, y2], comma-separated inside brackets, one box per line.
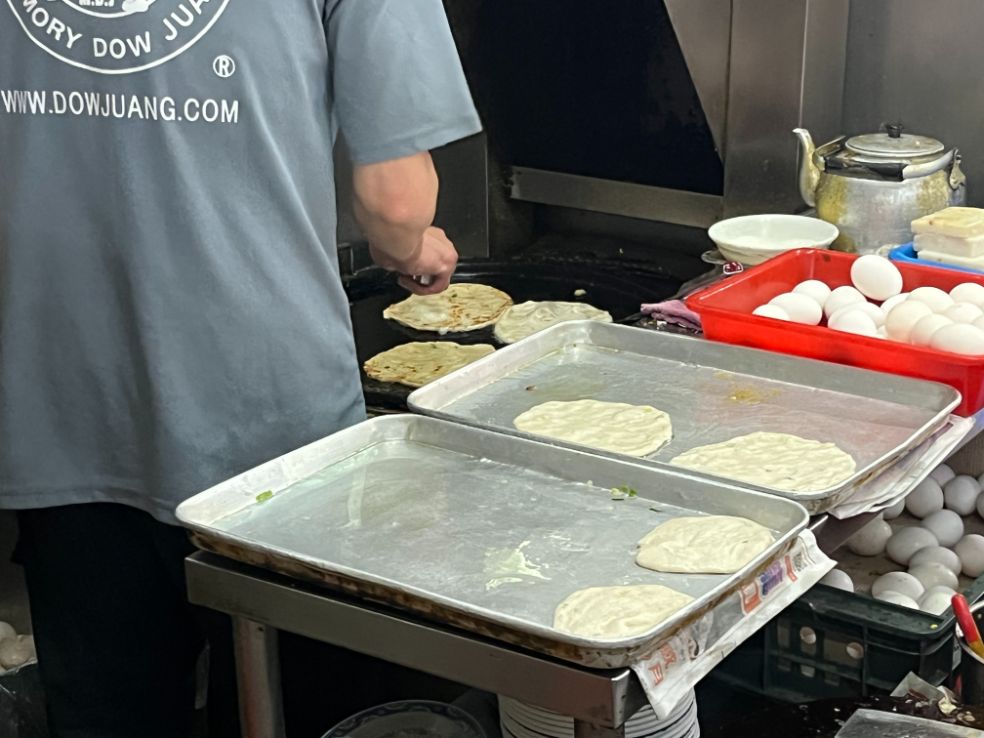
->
[952, 593, 984, 660]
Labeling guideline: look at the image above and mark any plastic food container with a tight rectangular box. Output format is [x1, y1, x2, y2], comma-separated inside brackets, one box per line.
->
[890, 243, 984, 276]
[688, 248, 984, 416]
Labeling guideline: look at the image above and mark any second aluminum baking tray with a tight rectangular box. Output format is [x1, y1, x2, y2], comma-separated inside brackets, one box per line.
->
[408, 322, 959, 514]
[176, 414, 807, 668]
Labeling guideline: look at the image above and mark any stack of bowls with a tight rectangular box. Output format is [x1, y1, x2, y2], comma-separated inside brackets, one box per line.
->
[498, 689, 698, 738]
[708, 214, 839, 265]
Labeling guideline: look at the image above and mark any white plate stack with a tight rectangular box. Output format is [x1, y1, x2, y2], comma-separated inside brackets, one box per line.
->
[498, 690, 698, 738]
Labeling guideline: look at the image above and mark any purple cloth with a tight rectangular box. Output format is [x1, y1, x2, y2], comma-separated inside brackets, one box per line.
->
[640, 299, 702, 332]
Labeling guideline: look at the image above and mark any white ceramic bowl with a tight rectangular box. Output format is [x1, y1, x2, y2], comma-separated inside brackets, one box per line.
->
[709, 214, 839, 266]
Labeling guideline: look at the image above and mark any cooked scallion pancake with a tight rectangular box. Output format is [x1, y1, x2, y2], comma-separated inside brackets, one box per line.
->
[383, 283, 513, 333]
[363, 341, 495, 388]
[493, 301, 612, 344]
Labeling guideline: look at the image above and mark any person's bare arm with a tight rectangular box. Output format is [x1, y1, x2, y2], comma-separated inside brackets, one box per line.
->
[352, 151, 458, 294]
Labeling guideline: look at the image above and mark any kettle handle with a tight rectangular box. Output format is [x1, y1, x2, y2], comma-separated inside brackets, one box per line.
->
[951, 151, 967, 191]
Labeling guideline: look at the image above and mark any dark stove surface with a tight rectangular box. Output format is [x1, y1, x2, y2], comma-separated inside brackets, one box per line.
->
[346, 257, 682, 411]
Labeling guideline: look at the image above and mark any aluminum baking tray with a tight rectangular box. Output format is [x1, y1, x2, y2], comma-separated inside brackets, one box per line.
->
[408, 322, 960, 514]
[176, 414, 807, 668]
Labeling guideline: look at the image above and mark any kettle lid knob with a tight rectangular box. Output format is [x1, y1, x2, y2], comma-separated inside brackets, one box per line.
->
[886, 123, 904, 139]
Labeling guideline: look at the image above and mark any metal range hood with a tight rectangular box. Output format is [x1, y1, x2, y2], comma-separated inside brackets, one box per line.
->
[501, 0, 850, 228]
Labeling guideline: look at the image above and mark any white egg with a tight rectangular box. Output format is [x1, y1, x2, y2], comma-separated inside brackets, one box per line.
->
[753, 304, 791, 321]
[883, 498, 906, 520]
[909, 562, 960, 591]
[929, 323, 984, 355]
[955, 534, 984, 577]
[820, 569, 854, 592]
[909, 314, 953, 347]
[831, 301, 886, 327]
[944, 475, 981, 515]
[945, 302, 984, 324]
[950, 282, 984, 306]
[910, 546, 963, 576]
[977, 492, 984, 520]
[872, 571, 925, 600]
[881, 292, 910, 315]
[909, 286, 955, 313]
[906, 478, 945, 519]
[921, 509, 965, 547]
[0, 638, 31, 670]
[875, 591, 920, 609]
[973, 316, 984, 333]
[793, 280, 832, 305]
[886, 301, 933, 342]
[931, 464, 957, 486]
[823, 286, 867, 319]
[886, 526, 938, 565]
[17, 636, 35, 663]
[828, 309, 878, 337]
[919, 589, 955, 615]
[768, 293, 823, 325]
[0, 623, 15, 643]
[851, 255, 903, 301]
[846, 516, 893, 556]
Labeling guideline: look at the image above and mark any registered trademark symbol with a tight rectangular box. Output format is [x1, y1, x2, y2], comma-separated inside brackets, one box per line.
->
[213, 55, 236, 78]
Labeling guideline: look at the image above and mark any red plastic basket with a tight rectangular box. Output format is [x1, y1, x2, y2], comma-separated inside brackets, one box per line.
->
[688, 248, 984, 416]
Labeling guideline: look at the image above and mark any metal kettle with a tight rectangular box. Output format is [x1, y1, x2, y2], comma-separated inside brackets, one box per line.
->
[794, 124, 966, 254]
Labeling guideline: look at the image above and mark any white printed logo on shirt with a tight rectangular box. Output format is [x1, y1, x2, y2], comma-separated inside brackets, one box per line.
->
[6, 0, 231, 75]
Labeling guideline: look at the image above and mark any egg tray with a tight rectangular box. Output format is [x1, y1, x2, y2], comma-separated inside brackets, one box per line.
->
[712, 513, 984, 702]
[689, 248, 984, 416]
[833, 512, 983, 604]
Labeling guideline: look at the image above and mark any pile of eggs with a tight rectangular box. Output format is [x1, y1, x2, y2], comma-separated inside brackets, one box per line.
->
[820, 464, 984, 614]
[0, 621, 34, 673]
[752, 255, 984, 355]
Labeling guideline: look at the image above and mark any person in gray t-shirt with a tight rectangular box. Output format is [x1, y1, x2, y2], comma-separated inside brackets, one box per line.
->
[0, 0, 481, 733]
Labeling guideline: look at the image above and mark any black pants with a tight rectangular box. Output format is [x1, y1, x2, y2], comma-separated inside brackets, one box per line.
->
[15, 504, 240, 738]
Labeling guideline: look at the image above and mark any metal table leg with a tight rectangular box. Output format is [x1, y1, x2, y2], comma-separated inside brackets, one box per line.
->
[188, 553, 645, 735]
[233, 617, 286, 738]
[574, 722, 626, 737]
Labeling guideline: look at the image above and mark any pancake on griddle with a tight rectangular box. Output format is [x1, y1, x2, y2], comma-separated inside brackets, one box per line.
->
[363, 341, 495, 388]
[383, 283, 513, 333]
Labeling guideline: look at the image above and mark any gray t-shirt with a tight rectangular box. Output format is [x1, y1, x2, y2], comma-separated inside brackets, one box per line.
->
[0, 0, 481, 522]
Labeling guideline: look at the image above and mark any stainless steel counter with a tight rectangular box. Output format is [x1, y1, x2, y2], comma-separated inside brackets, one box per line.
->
[185, 552, 649, 737]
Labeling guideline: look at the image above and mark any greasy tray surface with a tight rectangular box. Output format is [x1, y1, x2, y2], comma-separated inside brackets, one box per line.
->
[177, 415, 807, 663]
[408, 322, 959, 511]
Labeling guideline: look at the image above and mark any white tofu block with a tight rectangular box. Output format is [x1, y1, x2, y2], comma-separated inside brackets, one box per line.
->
[915, 232, 984, 258]
[915, 247, 984, 271]
[912, 207, 984, 239]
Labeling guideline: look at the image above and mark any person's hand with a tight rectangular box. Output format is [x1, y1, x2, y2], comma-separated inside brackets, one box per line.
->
[370, 226, 459, 295]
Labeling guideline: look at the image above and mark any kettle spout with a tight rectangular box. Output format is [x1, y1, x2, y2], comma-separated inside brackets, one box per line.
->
[793, 128, 820, 208]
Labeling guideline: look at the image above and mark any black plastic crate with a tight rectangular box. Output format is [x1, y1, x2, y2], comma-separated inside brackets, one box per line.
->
[713, 578, 984, 701]
[0, 663, 46, 738]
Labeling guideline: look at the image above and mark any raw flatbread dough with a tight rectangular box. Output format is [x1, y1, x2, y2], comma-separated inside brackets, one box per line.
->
[553, 585, 694, 640]
[493, 300, 612, 344]
[383, 283, 513, 333]
[513, 399, 672, 457]
[669, 431, 856, 492]
[363, 342, 495, 388]
[635, 516, 774, 574]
